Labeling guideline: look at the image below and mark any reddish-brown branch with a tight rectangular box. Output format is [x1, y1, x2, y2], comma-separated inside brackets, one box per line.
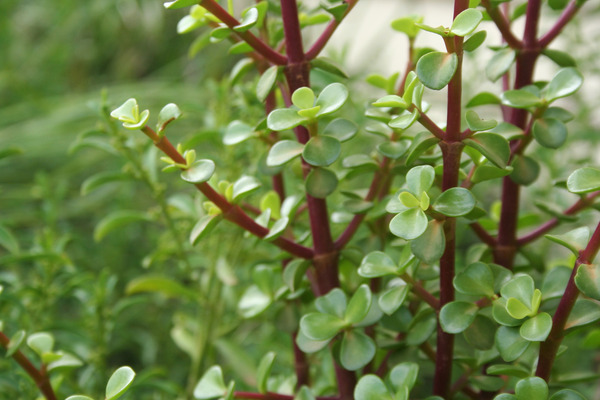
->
[417, 110, 446, 140]
[0, 332, 56, 400]
[305, 0, 361, 60]
[200, 0, 287, 65]
[536, 219, 600, 381]
[470, 222, 497, 247]
[480, 0, 523, 49]
[538, 0, 583, 48]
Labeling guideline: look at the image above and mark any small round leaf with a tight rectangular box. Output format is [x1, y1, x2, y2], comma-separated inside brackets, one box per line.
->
[433, 187, 476, 217]
[532, 118, 567, 149]
[302, 136, 341, 166]
[454, 262, 495, 297]
[416, 52, 458, 90]
[181, 160, 216, 183]
[519, 312, 552, 342]
[323, 118, 358, 142]
[567, 167, 600, 194]
[106, 366, 136, 400]
[300, 313, 346, 341]
[354, 375, 393, 400]
[515, 377, 548, 400]
[545, 67, 583, 102]
[340, 330, 376, 371]
[450, 8, 483, 36]
[315, 83, 348, 116]
[267, 109, 307, 131]
[389, 208, 428, 240]
[358, 251, 398, 278]
[305, 168, 338, 198]
[574, 263, 600, 301]
[292, 87, 316, 109]
[345, 284, 372, 325]
[193, 366, 227, 399]
[266, 140, 305, 166]
[495, 326, 530, 362]
[440, 301, 478, 334]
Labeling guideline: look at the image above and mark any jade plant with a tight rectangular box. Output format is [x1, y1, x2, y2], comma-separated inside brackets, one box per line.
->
[5, 0, 600, 399]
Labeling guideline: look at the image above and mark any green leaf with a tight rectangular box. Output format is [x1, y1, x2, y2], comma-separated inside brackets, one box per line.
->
[454, 262, 495, 297]
[6, 330, 25, 357]
[566, 300, 600, 330]
[463, 30, 487, 52]
[81, 171, 131, 196]
[256, 352, 276, 394]
[495, 326, 530, 362]
[340, 330, 376, 371]
[26, 332, 54, 358]
[520, 312, 552, 342]
[377, 141, 411, 159]
[545, 67, 583, 102]
[302, 136, 341, 167]
[501, 275, 535, 310]
[181, 160, 216, 183]
[110, 98, 150, 129]
[283, 259, 310, 292]
[549, 390, 587, 400]
[194, 366, 227, 399]
[94, 210, 153, 242]
[257, 65, 279, 102]
[378, 283, 410, 315]
[358, 251, 398, 278]
[315, 83, 348, 117]
[440, 301, 478, 334]
[510, 155, 540, 185]
[267, 140, 304, 166]
[546, 227, 590, 256]
[157, 103, 182, 133]
[0, 225, 19, 254]
[345, 284, 372, 324]
[164, 0, 197, 9]
[238, 285, 271, 318]
[267, 109, 307, 131]
[464, 133, 510, 169]
[66, 396, 95, 400]
[406, 165, 435, 195]
[450, 8, 483, 36]
[323, 118, 358, 142]
[471, 164, 512, 183]
[190, 215, 222, 245]
[300, 313, 346, 341]
[406, 309, 437, 345]
[405, 131, 440, 165]
[125, 275, 197, 300]
[0, 146, 23, 161]
[467, 92, 501, 107]
[433, 187, 476, 217]
[354, 375, 393, 400]
[264, 217, 289, 241]
[389, 110, 418, 130]
[506, 297, 534, 319]
[416, 52, 458, 90]
[106, 366, 136, 400]
[532, 118, 567, 149]
[232, 175, 261, 202]
[464, 315, 497, 350]
[224, 120, 255, 145]
[389, 208, 428, 240]
[311, 57, 348, 78]
[292, 87, 316, 109]
[391, 15, 423, 38]
[234, 7, 258, 32]
[487, 364, 531, 379]
[515, 377, 548, 400]
[373, 95, 408, 109]
[399, 191, 420, 208]
[575, 263, 600, 301]
[389, 362, 419, 391]
[486, 48, 516, 82]
[315, 288, 347, 317]
[466, 110, 497, 132]
[501, 89, 543, 109]
[542, 49, 576, 67]
[411, 220, 445, 264]
[567, 167, 600, 194]
[305, 168, 337, 198]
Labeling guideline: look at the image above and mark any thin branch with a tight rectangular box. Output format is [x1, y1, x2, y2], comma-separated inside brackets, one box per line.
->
[0, 332, 56, 400]
[417, 111, 446, 140]
[517, 191, 600, 246]
[401, 274, 441, 310]
[538, 0, 583, 48]
[305, 0, 361, 60]
[480, 0, 523, 49]
[536, 219, 600, 381]
[469, 222, 497, 247]
[200, 0, 287, 65]
[140, 127, 313, 259]
[234, 391, 338, 400]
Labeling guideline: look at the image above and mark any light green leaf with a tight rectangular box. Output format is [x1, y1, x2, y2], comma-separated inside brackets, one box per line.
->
[66, 396, 95, 400]
[232, 175, 261, 202]
[157, 103, 182, 132]
[450, 8, 483, 36]
[574, 263, 600, 301]
[565, 299, 600, 330]
[126, 275, 197, 300]
[466, 110, 497, 132]
[315, 83, 348, 117]
[515, 377, 548, 400]
[26, 332, 54, 358]
[454, 262, 495, 297]
[416, 52, 458, 90]
[358, 251, 398, 278]
[81, 171, 131, 196]
[467, 92, 501, 107]
[378, 283, 410, 315]
[519, 312, 552, 341]
[567, 167, 600, 194]
[164, 0, 198, 9]
[463, 30, 487, 52]
[190, 215, 222, 245]
[377, 140, 411, 159]
[545, 67, 583, 102]
[256, 352, 276, 394]
[106, 366, 136, 400]
[193, 366, 227, 399]
[267, 109, 307, 131]
[0, 225, 20, 254]
[340, 330, 376, 371]
[373, 95, 408, 109]
[323, 118, 358, 142]
[300, 313, 346, 341]
[411, 220, 445, 264]
[292, 87, 315, 109]
[391, 15, 423, 38]
[501, 275, 535, 310]
[257, 65, 279, 102]
[181, 160, 216, 183]
[406, 165, 435, 196]
[389, 208, 428, 240]
[354, 375, 393, 400]
[224, 120, 255, 145]
[501, 89, 543, 109]
[6, 330, 25, 357]
[389, 110, 418, 130]
[345, 284, 372, 325]
[486, 48, 515, 82]
[234, 7, 258, 32]
[266, 140, 304, 166]
[495, 326, 530, 362]
[546, 227, 590, 256]
[405, 132, 440, 165]
[238, 285, 271, 318]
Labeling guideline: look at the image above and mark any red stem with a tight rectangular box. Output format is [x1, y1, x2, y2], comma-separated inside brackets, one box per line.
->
[234, 391, 337, 400]
[480, 0, 523, 49]
[199, 0, 287, 65]
[536, 219, 600, 381]
[538, 0, 582, 48]
[0, 332, 56, 400]
[305, 0, 360, 60]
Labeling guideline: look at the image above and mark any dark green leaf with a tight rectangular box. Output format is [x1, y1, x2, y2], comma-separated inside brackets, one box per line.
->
[377, 141, 411, 159]
[305, 168, 338, 198]
[411, 220, 445, 264]
[466, 110, 497, 131]
[81, 171, 131, 196]
[405, 132, 440, 165]
[487, 364, 531, 378]
[433, 187, 476, 217]
[126, 275, 197, 300]
[358, 251, 398, 278]
[302, 136, 341, 166]
[311, 58, 348, 78]
[510, 155, 540, 185]
[542, 49, 576, 67]
[6, 330, 25, 357]
[94, 210, 153, 242]
[440, 301, 478, 333]
[464, 133, 510, 169]
[495, 326, 530, 362]
[323, 118, 358, 142]
[454, 262, 495, 297]
[532, 118, 567, 149]
[416, 52, 458, 90]
[471, 164, 513, 183]
[345, 284, 372, 324]
[406, 310, 437, 345]
[466, 92, 501, 107]
[389, 362, 419, 391]
[464, 315, 496, 350]
[463, 30, 487, 52]
[549, 390, 587, 400]
[0, 225, 20, 254]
